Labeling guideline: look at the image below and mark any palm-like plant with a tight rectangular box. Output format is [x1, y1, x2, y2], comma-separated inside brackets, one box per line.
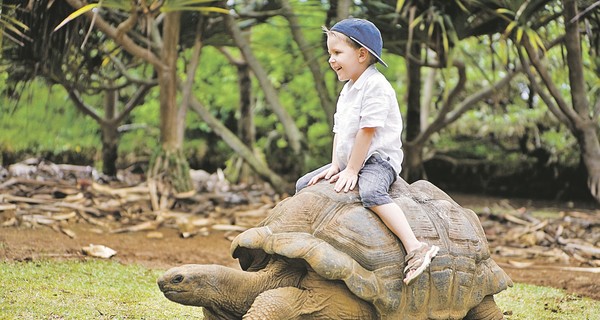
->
[54, 0, 229, 33]
[0, 2, 31, 49]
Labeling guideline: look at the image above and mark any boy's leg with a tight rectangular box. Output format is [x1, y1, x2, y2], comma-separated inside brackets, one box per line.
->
[358, 155, 438, 285]
[370, 203, 421, 253]
[295, 164, 332, 194]
[358, 156, 420, 249]
[370, 203, 439, 285]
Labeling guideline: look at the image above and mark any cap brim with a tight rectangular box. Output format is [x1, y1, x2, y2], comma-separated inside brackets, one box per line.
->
[350, 36, 388, 68]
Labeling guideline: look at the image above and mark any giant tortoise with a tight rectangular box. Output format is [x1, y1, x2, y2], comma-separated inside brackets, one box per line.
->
[158, 179, 512, 319]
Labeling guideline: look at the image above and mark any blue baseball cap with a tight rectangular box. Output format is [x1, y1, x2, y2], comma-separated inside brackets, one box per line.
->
[331, 18, 388, 67]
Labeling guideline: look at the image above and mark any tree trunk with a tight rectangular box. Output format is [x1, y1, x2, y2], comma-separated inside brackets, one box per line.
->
[575, 123, 600, 199]
[336, 0, 351, 19]
[563, 0, 600, 201]
[403, 142, 426, 182]
[151, 11, 193, 195]
[101, 87, 119, 176]
[235, 62, 257, 184]
[421, 52, 437, 130]
[521, 1, 600, 202]
[101, 128, 119, 177]
[403, 43, 424, 182]
[238, 63, 254, 147]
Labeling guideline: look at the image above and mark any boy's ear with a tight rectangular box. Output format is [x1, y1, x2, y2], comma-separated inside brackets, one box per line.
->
[358, 47, 369, 63]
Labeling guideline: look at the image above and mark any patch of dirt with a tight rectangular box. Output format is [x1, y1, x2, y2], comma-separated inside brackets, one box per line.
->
[1, 219, 599, 301]
[453, 193, 600, 301]
[494, 257, 600, 300]
[0, 224, 239, 270]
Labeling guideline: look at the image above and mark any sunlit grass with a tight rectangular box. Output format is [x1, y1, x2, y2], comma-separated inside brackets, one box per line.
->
[495, 283, 600, 320]
[0, 259, 202, 319]
[1, 259, 599, 319]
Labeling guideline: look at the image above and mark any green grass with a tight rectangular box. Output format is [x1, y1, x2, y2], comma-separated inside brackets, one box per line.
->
[0, 259, 599, 319]
[0, 259, 202, 319]
[495, 283, 600, 320]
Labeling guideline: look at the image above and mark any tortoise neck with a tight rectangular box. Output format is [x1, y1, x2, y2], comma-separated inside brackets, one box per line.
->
[210, 258, 304, 315]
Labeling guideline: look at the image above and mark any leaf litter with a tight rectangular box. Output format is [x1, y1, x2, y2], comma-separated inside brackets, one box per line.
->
[1, 157, 599, 272]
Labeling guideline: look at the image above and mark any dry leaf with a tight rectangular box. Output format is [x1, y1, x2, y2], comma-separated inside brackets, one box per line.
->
[0, 204, 17, 211]
[146, 231, 164, 239]
[508, 260, 534, 268]
[82, 244, 117, 259]
[1, 217, 17, 227]
[60, 227, 77, 239]
[111, 220, 161, 233]
[212, 224, 247, 232]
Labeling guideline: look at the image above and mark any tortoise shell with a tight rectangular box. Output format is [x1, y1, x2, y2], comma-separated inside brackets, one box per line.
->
[231, 179, 512, 319]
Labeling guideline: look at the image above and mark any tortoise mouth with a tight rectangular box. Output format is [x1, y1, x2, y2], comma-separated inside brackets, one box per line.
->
[162, 290, 188, 299]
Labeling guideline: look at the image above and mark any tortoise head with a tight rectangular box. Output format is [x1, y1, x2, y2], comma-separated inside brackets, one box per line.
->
[157, 263, 274, 318]
[157, 264, 224, 307]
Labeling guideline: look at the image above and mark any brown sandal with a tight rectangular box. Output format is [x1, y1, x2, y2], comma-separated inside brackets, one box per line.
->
[403, 242, 440, 285]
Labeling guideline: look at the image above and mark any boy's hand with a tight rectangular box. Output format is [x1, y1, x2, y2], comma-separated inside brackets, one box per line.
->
[330, 168, 358, 193]
[307, 165, 340, 186]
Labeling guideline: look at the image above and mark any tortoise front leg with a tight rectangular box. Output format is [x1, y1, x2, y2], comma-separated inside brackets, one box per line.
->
[243, 287, 307, 320]
[243, 271, 378, 320]
[464, 295, 504, 320]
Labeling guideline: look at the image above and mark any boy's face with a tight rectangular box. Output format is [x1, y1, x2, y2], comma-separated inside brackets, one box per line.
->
[326, 32, 369, 82]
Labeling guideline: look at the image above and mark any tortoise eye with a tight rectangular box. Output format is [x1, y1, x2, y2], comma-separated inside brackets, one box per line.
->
[172, 275, 184, 284]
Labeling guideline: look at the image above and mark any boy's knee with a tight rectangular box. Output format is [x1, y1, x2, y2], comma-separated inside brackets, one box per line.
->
[295, 178, 308, 194]
[360, 188, 392, 208]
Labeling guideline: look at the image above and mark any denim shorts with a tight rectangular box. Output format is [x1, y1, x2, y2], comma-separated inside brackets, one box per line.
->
[295, 154, 397, 208]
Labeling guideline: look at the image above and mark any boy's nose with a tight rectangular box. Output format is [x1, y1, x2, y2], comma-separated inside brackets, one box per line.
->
[328, 56, 335, 63]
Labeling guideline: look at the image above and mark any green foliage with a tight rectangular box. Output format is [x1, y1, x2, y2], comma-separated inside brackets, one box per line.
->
[191, 7, 338, 171]
[251, 14, 328, 129]
[0, 80, 100, 160]
[424, 31, 580, 169]
[119, 90, 161, 158]
[439, 101, 579, 168]
[194, 46, 240, 121]
[188, 46, 241, 168]
[0, 260, 202, 319]
[305, 121, 332, 169]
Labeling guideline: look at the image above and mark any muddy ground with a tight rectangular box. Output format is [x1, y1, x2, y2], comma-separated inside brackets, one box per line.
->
[1, 193, 599, 301]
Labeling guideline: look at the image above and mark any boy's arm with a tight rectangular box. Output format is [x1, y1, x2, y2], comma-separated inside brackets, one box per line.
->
[330, 134, 339, 169]
[308, 134, 340, 186]
[332, 127, 375, 192]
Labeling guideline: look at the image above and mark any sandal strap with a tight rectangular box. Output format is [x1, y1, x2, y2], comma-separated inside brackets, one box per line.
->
[404, 242, 431, 272]
[403, 243, 440, 285]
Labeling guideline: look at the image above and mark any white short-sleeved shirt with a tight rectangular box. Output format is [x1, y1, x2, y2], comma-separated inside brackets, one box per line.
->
[332, 65, 404, 174]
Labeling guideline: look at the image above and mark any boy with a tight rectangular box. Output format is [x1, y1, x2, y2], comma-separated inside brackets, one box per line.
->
[295, 18, 439, 285]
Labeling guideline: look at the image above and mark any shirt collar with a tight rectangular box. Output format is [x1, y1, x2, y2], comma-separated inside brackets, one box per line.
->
[349, 64, 378, 91]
